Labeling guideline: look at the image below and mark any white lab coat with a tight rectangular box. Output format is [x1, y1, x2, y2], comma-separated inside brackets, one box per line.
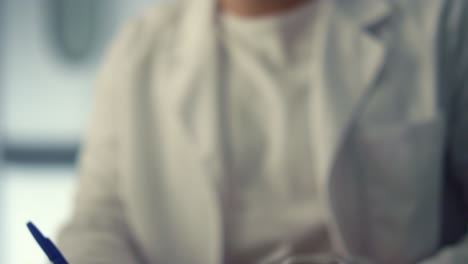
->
[57, 0, 468, 263]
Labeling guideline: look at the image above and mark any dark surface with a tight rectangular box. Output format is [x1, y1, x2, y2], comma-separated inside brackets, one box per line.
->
[3, 143, 79, 165]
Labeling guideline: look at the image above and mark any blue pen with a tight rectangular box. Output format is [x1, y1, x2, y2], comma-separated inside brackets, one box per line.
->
[27, 221, 69, 264]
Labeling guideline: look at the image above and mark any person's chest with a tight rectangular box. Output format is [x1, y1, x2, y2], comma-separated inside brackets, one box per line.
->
[216, 5, 333, 261]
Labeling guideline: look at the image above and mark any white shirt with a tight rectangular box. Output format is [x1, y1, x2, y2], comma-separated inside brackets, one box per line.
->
[217, 1, 332, 263]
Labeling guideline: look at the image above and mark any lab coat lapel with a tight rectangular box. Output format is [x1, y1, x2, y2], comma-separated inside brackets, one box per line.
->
[159, 0, 223, 264]
[162, 0, 394, 261]
[310, 0, 393, 255]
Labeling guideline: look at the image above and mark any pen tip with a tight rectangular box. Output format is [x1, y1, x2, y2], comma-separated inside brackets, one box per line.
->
[27, 222, 42, 237]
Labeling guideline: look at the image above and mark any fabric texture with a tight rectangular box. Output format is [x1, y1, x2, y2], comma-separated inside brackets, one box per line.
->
[217, 1, 332, 263]
[56, 1, 468, 264]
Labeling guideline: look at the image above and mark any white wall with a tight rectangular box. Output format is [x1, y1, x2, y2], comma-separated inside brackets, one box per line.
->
[1, 1, 161, 263]
[3, 0, 156, 144]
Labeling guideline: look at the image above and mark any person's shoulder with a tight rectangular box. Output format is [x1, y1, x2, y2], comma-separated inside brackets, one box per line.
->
[389, 0, 467, 29]
[133, 0, 185, 33]
[386, 0, 442, 34]
[121, 0, 185, 43]
[105, 0, 186, 64]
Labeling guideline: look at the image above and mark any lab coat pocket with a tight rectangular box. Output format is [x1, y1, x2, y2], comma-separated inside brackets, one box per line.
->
[357, 115, 445, 186]
[355, 114, 446, 260]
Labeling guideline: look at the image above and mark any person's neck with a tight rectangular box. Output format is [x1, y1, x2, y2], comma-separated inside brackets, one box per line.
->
[219, 0, 312, 17]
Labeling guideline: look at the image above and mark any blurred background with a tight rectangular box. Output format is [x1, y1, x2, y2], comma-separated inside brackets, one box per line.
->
[0, 1, 161, 263]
